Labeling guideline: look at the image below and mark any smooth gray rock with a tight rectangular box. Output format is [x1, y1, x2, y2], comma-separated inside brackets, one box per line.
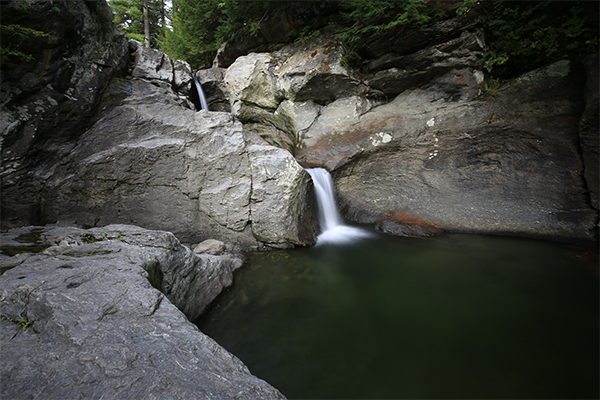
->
[222, 35, 361, 150]
[0, 224, 284, 400]
[326, 61, 597, 243]
[40, 77, 316, 249]
[129, 39, 192, 90]
[193, 239, 226, 255]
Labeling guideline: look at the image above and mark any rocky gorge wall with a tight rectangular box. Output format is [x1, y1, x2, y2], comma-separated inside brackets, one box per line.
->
[0, 0, 597, 397]
[2, 0, 597, 246]
[1, 1, 317, 251]
[199, 11, 599, 244]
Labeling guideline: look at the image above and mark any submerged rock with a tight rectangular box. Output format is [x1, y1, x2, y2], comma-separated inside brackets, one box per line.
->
[0, 224, 285, 399]
[375, 212, 445, 238]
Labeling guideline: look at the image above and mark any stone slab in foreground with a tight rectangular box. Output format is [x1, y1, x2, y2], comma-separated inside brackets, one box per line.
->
[0, 224, 285, 399]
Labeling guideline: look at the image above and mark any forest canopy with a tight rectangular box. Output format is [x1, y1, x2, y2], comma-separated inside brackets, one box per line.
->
[107, 0, 598, 75]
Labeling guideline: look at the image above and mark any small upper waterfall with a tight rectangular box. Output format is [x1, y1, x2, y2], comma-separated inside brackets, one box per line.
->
[307, 168, 371, 245]
[192, 73, 209, 111]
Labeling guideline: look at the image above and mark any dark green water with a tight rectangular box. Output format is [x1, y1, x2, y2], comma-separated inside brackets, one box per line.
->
[198, 233, 599, 399]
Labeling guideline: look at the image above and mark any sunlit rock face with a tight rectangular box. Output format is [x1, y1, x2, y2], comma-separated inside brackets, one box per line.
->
[40, 76, 316, 249]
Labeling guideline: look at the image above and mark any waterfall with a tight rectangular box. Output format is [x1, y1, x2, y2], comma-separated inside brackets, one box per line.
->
[192, 73, 209, 111]
[307, 168, 371, 245]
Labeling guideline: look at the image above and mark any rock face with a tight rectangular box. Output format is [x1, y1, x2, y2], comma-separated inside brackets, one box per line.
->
[130, 39, 192, 91]
[222, 35, 361, 154]
[0, 225, 285, 399]
[195, 68, 231, 112]
[40, 76, 316, 249]
[1, 0, 129, 226]
[216, 15, 598, 242]
[1, 0, 318, 250]
[329, 60, 597, 243]
[579, 53, 599, 210]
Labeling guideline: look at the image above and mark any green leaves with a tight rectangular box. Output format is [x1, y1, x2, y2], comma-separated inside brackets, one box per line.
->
[0, 24, 49, 63]
[1, 314, 33, 331]
[108, 0, 168, 47]
[473, 1, 599, 73]
[334, 0, 442, 69]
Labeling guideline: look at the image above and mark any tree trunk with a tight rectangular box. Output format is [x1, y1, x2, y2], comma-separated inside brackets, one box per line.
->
[160, 0, 165, 32]
[143, 0, 150, 47]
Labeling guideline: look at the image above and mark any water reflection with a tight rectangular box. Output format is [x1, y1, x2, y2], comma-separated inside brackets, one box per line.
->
[198, 233, 599, 399]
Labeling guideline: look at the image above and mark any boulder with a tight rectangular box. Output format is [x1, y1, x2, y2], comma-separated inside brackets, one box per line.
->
[2, 3, 317, 250]
[193, 239, 226, 255]
[246, 133, 317, 247]
[0, 224, 285, 399]
[129, 39, 192, 90]
[40, 76, 316, 250]
[222, 35, 361, 151]
[324, 60, 597, 243]
[274, 36, 359, 104]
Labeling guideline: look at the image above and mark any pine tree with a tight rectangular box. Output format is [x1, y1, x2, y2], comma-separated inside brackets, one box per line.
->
[159, 0, 223, 69]
[108, 0, 168, 47]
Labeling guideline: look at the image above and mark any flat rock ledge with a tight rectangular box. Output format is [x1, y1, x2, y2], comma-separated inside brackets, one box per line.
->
[0, 224, 285, 400]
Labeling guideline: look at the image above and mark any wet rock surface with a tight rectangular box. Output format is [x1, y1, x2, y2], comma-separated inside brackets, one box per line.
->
[0, 224, 285, 400]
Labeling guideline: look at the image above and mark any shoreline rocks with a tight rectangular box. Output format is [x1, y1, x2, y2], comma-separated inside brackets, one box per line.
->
[0, 224, 286, 399]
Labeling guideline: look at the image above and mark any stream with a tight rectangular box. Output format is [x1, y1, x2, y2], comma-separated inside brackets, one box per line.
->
[198, 232, 598, 399]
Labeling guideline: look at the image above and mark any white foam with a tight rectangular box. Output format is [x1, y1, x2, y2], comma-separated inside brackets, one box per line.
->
[316, 225, 372, 246]
[307, 168, 372, 246]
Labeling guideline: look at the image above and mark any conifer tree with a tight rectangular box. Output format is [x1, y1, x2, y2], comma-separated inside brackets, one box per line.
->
[108, 0, 168, 47]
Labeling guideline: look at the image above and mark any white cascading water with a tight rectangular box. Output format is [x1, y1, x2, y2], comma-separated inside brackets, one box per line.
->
[307, 168, 371, 245]
[192, 73, 209, 111]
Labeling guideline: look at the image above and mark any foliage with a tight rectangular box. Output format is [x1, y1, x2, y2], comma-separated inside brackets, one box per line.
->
[159, 0, 306, 69]
[108, 0, 169, 47]
[80, 232, 101, 243]
[158, 0, 224, 69]
[1, 314, 33, 331]
[336, 0, 441, 43]
[332, 0, 446, 69]
[456, 0, 480, 17]
[461, 1, 599, 73]
[109, 0, 598, 74]
[0, 20, 49, 64]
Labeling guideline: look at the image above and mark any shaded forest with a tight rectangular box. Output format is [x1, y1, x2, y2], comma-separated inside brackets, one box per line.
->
[105, 0, 598, 77]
